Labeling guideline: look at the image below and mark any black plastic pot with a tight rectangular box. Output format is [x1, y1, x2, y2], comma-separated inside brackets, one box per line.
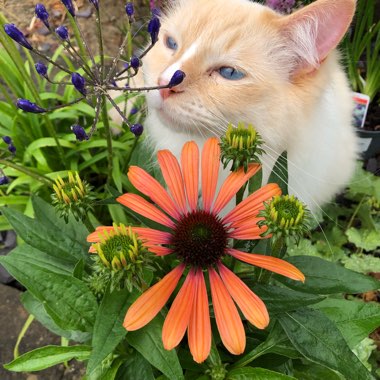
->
[356, 128, 380, 160]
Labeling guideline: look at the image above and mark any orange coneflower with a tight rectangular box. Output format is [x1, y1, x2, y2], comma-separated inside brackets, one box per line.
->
[88, 137, 305, 363]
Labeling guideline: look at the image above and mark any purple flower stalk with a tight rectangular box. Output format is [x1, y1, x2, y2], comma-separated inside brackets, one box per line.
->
[71, 73, 87, 95]
[71, 124, 89, 141]
[8, 144, 16, 154]
[126, 2, 134, 17]
[130, 123, 144, 136]
[129, 107, 139, 116]
[130, 56, 140, 70]
[35, 61, 48, 77]
[55, 25, 69, 40]
[35, 4, 50, 28]
[168, 70, 185, 88]
[0, 176, 9, 185]
[61, 0, 76, 17]
[147, 16, 160, 44]
[4, 24, 33, 50]
[89, 0, 99, 10]
[16, 99, 46, 113]
[2, 136, 12, 144]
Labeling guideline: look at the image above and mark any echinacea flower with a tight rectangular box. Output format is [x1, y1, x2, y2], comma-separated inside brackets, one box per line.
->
[111, 138, 304, 363]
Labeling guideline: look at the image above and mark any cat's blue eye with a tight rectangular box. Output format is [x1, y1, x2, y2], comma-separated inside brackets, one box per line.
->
[218, 67, 245, 80]
[165, 36, 178, 50]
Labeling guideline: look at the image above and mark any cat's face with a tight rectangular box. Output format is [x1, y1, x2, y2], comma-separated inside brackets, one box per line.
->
[143, 0, 355, 147]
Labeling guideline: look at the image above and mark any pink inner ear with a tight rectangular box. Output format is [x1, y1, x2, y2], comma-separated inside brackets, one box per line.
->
[281, 0, 356, 70]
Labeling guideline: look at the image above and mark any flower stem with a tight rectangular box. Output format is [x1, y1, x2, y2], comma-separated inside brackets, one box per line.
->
[83, 214, 95, 232]
[95, 7, 105, 81]
[0, 159, 54, 186]
[100, 94, 113, 185]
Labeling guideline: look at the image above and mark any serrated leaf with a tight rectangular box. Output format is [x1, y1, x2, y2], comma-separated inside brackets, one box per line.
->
[4, 345, 91, 372]
[227, 367, 296, 379]
[313, 298, 380, 347]
[276, 256, 380, 294]
[126, 315, 184, 380]
[346, 228, 380, 251]
[279, 308, 372, 380]
[87, 288, 139, 375]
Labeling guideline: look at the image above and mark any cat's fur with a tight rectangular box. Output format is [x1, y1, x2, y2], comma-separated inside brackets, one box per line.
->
[141, 0, 358, 211]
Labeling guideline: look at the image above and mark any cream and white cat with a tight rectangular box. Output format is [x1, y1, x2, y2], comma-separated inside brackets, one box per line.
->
[140, 0, 358, 211]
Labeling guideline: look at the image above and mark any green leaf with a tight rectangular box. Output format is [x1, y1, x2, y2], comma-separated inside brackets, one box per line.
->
[4, 345, 91, 372]
[126, 315, 184, 380]
[346, 228, 380, 251]
[116, 351, 155, 380]
[293, 361, 344, 380]
[279, 308, 372, 380]
[1, 206, 89, 264]
[87, 288, 138, 375]
[342, 253, 380, 274]
[242, 283, 325, 314]
[268, 151, 288, 195]
[313, 298, 380, 347]
[248, 167, 262, 194]
[276, 256, 380, 294]
[227, 367, 296, 380]
[0, 252, 97, 332]
[21, 291, 90, 343]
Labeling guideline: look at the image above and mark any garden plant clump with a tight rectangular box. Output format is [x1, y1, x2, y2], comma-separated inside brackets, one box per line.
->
[0, 0, 379, 379]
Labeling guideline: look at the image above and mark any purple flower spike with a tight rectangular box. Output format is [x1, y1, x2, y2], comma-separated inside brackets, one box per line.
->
[147, 16, 160, 44]
[0, 176, 9, 185]
[130, 123, 144, 136]
[16, 99, 46, 113]
[168, 70, 185, 88]
[35, 61, 48, 77]
[61, 0, 75, 17]
[129, 107, 138, 115]
[8, 144, 16, 154]
[126, 2, 134, 17]
[56, 25, 69, 40]
[71, 73, 87, 95]
[4, 24, 33, 50]
[89, 0, 99, 10]
[2, 136, 12, 144]
[130, 56, 140, 70]
[35, 4, 50, 28]
[71, 124, 89, 141]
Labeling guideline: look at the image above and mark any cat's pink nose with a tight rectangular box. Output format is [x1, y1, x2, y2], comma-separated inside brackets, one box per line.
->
[158, 78, 183, 100]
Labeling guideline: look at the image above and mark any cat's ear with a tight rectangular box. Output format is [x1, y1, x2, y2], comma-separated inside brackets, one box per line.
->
[278, 0, 356, 75]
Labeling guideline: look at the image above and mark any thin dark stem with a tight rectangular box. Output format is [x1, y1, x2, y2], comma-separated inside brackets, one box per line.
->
[100, 94, 113, 186]
[83, 215, 95, 232]
[45, 96, 86, 111]
[66, 40, 96, 81]
[88, 96, 102, 138]
[104, 93, 131, 128]
[95, 8, 105, 82]
[114, 68, 138, 81]
[138, 43, 154, 60]
[105, 84, 171, 92]
[33, 49, 72, 75]
[105, 33, 130, 84]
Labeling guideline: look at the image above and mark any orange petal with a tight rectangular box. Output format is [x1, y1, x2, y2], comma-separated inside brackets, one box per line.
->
[201, 138, 221, 211]
[213, 164, 261, 214]
[158, 150, 187, 215]
[181, 141, 199, 212]
[124, 264, 185, 331]
[228, 249, 305, 282]
[89, 245, 97, 253]
[229, 218, 268, 240]
[162, 269, 196, 350]
[87, 226, 114, 242]
[223, 184, 281, 225]
[128, 166, 181, 220]
[209, 267, 246, 355]
[147, 245, 173, 256]
[218, 263, 269, 329]
[117, 193, 175, 228]
[132, 227, 172, 245]
[188, 269, 211, 363]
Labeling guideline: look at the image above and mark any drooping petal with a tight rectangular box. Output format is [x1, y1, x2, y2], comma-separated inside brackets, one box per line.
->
[213, 164, 261, 214]
[158, 150, 187, 214]
[87, 226, 113, 242]
[131, 227, 172, 245]
[229, 218, 268, 240]
[201, 138, 220, 211]
[218, 263, 269, 329]
[181, 141, 199, 211]
[223, 183, 281, 225]
[124, 264, 185, 331]
[146, 245, 173, 256]
[209, 267, 245, 355]
[89, 246, 97, 253]
[117, 193, 175, 228]
[228, 249, 305, 282]
[188, 269, 211, 363]
[162, 269, 196, 350]
[128, 166, 181, 220]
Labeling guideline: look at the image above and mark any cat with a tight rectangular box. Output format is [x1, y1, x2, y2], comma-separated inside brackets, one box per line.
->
[138, 0, 358, 212]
